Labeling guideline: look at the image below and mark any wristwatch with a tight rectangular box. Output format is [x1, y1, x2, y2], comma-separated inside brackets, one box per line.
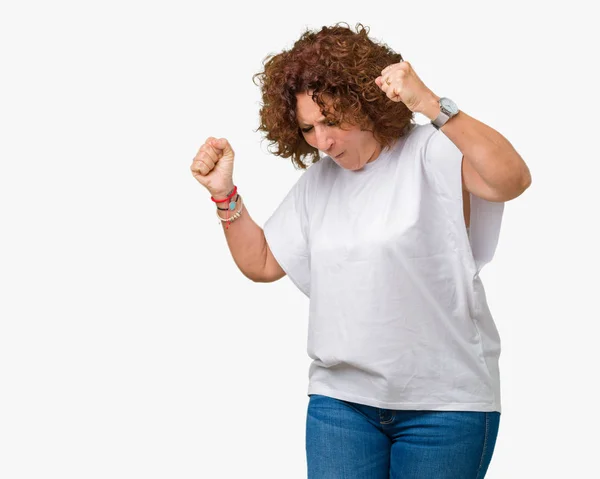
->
[432, 97, 459, 130]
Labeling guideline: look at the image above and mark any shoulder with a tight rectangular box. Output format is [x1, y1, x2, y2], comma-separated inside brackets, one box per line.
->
[405, 123, 462, 165]
[404, 122, 438, 148]
[382, 123, 439, 162]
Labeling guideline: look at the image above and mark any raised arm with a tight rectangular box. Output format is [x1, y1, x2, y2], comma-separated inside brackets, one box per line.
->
[190, 137, 286, 283]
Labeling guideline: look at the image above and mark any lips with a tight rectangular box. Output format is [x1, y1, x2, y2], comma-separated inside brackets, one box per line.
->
[335, 152, 345, 159]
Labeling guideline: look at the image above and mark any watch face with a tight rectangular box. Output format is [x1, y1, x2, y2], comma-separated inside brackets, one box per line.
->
[440, 97, 459, 115]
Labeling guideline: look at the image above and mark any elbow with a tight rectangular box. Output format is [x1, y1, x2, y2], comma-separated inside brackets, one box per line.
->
[522, 168, 532, 191]
[494, 168, 532, 202]
[242, 269, 265, 283]
[250, 273, 269, 283]
[497, 155, 532, 201]
[501, 150, 532, 201]
[513, 163, 532, 198]
[242, 265, 274, 283]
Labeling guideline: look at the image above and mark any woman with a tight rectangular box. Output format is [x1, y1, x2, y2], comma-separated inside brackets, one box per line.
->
[190, 23, 531, 479]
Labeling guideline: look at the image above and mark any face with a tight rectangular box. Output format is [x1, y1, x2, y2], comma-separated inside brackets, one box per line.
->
[295, 91, 382, 171]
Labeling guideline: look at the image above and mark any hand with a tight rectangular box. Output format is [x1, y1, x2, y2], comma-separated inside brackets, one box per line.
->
[374, 60, 439, 115]
[190, 137, 235, 198]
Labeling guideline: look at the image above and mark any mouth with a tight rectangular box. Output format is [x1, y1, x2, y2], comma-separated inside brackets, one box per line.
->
[335, 151, 345, 159]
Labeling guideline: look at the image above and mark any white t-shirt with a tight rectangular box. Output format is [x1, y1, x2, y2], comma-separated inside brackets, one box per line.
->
[263, 123, 504, 412]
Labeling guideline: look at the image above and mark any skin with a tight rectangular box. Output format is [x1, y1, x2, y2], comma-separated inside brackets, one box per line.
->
[296, 91, 392, 171]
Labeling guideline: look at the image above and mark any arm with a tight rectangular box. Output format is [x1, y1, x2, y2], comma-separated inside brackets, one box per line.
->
[419, 96, 532, 202]
[375, 62, 531, 202]
[215, 192, 286, 283]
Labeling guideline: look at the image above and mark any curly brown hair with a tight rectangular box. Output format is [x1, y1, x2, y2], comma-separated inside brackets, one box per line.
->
[252, 22, 414, 170]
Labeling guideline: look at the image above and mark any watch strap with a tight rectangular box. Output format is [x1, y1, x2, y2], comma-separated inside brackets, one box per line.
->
[432, 97, 458, 130]
[432, 110, 450, 130]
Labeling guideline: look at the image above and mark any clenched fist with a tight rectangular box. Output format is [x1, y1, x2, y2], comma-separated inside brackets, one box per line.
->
[374, 60, 438, 115]
[190, 137, 235, 198]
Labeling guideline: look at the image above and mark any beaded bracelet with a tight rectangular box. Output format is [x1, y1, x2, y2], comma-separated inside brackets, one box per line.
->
[217, 193, 239, 211]
[216, 194, 244, 229]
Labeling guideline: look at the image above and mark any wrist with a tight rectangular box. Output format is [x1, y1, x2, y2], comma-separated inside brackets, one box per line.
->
[210, 184, 235, 201]
[418, 93, 441, 121]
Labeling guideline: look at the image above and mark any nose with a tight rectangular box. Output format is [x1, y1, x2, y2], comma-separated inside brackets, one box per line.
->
[314, 126, 334, 154]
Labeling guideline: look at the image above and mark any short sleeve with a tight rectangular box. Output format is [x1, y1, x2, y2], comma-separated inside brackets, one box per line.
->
[423, 126, 504, 274]
[263, 172, 311, 297]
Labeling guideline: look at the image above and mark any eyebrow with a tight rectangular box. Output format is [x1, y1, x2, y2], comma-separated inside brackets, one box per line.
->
[297, 117, 327, 127]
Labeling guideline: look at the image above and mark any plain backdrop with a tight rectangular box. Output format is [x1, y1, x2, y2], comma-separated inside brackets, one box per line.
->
[1, 1, 598, 477]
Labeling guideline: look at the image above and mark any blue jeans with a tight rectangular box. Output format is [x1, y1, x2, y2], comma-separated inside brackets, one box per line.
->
[306, 394, 500, 479]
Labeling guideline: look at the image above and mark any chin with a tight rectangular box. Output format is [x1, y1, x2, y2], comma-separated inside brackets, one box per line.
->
[346, 164, 364, 171]
[333, 156, 361, 171]
[340, 161, 364, 171]
[335, 161, 355, 170]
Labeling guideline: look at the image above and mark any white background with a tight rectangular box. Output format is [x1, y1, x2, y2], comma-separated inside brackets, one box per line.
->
[1, 0, 597, 477]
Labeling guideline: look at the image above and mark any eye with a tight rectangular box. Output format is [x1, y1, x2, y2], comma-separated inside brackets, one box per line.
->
[301, 126, 313, 133]
[326, 120, 337, 127]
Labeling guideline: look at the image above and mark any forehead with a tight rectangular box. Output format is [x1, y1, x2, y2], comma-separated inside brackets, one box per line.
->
[295, 91, 330, 123]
